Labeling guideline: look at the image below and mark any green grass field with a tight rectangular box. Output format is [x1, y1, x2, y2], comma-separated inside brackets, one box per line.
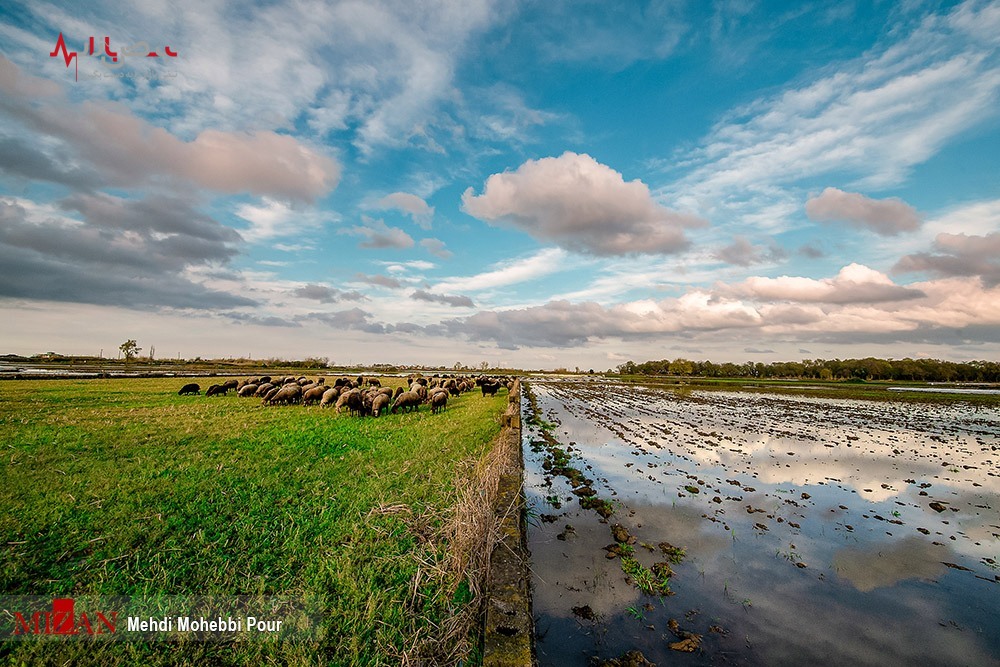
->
[0, 377, 508, 665]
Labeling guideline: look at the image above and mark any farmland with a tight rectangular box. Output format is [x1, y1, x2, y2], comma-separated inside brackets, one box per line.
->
[0, 376, 509, 665]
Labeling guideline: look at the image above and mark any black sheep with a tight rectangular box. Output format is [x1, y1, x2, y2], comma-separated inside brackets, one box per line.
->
[178, 383, 200, 395]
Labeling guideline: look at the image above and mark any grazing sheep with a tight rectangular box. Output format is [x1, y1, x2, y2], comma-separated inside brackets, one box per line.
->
[220, 379, 239, 391]
[390, 390, 422, 414]
[371, 393, 390, 417]
[258, 376, 272, 385]
[178, 383, 200, 395]
[414, 385, 428, 400]
[334, 378, 350, 388]
[205, 384, 229, 397]
[320, 386, 340, 408]
[282, 376, 297, 385]
[377, 386, 394, 398]
[267, 384, 302, 405]
[262, 386, 281, 403]
[367, 378, 381, 387]
[481, 381, 501, 397]
[254, 382, 275, 397]
[393, 386, 405, 400]
[429, 390, 448, 414]
[302, 385, 328, 405]
[238, 383, 259, 397]
[335, 389, 363, 415]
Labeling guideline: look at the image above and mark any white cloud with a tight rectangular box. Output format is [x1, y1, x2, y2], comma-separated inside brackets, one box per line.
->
[661, 2, 1000, 227]
[462, 152, 706, 256]
[375, 192, 434, 228]
[432, 248, 568, 292]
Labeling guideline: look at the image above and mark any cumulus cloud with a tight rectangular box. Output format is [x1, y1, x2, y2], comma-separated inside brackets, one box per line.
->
[805, 188, 922, 235]
[375, 192, 434, 228]
[420, 237, 453, 259]
[442, 263, 1000, 349]
[343, 217, 415, 249]
[714, 236, 788, 266]
[893, 231, 1000, 286]
[462, 152, 706, 256]
[723, 264, 926, 303]
[0, 56, 339, 203]
[411, 289, 474, 308]
[292, 284, 367, 303]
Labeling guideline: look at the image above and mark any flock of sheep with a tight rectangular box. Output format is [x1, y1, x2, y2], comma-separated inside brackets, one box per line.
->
[177, 373, 513, 417]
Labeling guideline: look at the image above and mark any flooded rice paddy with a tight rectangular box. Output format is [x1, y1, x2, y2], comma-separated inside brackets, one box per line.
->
[523, 379, 1000, 666]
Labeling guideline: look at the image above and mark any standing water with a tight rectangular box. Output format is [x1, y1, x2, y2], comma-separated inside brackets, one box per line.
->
[523, 378, 1000, 666]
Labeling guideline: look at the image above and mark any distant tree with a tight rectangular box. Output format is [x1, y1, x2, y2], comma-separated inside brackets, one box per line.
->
[149, 345, 155, 361]
[479, 361, 490, 371]
[119, 340, 141, 363]
[669, 358, 694, 375]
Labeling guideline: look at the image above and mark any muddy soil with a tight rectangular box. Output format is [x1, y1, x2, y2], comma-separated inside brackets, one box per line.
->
[524, 379, 1000, 667]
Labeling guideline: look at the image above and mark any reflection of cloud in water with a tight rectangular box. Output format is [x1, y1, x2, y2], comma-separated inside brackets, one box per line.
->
[832, 536, 949, 592]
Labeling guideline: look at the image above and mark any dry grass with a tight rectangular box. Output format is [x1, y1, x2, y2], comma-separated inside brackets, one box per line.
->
[394, 416, 521, 666]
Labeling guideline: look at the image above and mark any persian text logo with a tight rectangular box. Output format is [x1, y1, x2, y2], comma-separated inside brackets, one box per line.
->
[12, 598, 118, 636]
[49, 32, 178, 81]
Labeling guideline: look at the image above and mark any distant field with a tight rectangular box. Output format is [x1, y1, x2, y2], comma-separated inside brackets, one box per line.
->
[617, 375, 1000, 405]
[0, 377, 508, 665]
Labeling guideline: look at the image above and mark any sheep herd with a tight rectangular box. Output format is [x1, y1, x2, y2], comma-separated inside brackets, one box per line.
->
[176, 373, 515, 418]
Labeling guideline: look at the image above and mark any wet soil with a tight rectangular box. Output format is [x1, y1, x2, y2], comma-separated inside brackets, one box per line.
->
[524, 379, 1000, 667]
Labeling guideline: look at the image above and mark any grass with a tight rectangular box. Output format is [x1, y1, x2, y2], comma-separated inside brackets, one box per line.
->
[0, 377, 508, 665]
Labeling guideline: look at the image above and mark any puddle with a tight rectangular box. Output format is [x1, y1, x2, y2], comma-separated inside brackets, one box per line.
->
[524, 379, 1000, 666]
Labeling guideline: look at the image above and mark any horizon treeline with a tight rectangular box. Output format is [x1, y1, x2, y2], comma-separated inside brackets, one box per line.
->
[616, 357, 1000, 383]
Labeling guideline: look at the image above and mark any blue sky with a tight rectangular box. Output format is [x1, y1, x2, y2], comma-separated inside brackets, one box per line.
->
[1, 0, 999, 369]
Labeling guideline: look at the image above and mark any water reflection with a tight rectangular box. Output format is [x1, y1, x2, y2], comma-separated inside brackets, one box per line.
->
[525, 380, 1000, 666]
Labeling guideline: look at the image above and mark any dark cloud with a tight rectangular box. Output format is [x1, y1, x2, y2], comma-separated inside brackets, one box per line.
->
[893, 232, 1000, 286]
[744, 347, 775, 354]
[355, 273, 403, 289]
[343, 217, 414, 249]
[0, 135, 101, 189]
[411, 289, 474, 308]
[797, 244, 824, 259]
[0, 196, 251, 310]
[224, 313, 302, 327]
[306, 308, 387, 334]
[715, 236, 787, 266]
[292, 284, 367, 303]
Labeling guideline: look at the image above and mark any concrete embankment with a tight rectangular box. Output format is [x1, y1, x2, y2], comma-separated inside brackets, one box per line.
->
[483, 380, 534, 666]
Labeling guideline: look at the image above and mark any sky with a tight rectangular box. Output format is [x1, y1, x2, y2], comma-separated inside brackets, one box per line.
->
[0, 0, 999, 370]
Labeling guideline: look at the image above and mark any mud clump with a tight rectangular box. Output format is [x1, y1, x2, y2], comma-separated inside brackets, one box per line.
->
[667, 618, 702, 652]
[573, 605, 597, 621]
[590, 650, 656, 667]
[929, 502, 948, 513]
[612, 523, 637, 544]
[557, 525, 577, 541]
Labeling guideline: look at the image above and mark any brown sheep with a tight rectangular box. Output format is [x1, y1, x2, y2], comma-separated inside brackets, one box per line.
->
[220, 379, 239, 391]
[302, 385, 327, 405]
[429, 390, 448, 414]
[371, 393, 390, 417]
[254, 382, 275, 397]
[238, 383, 258, 397]
[262, 386, 282, 403]
[178, 383, 200, 395]
[205, 384, 229, 397]
[320, 386, 340, 408]
[335, 389, 363, 415]
[267, 384, 302, 405]
[390, 390, 421, 414]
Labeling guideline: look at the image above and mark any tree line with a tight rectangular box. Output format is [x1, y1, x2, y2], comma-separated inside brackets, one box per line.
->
[616, 357, 1000, 383]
